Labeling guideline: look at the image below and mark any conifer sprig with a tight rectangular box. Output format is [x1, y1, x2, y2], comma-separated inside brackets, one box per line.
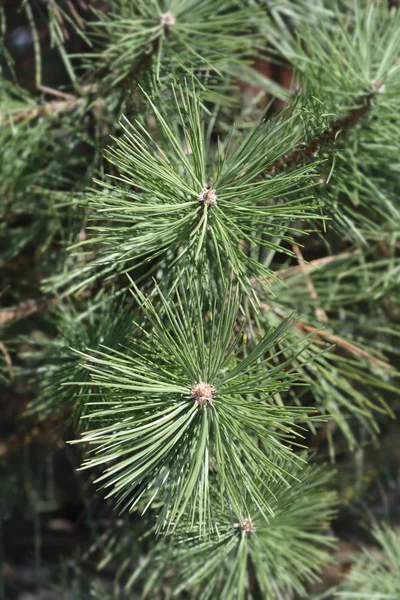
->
[49, 86, 323, 295]
[84, 0, 266, 94]
[266, 91, 374, 174]
[128, 460, 336, 599]
[254, 251, 398, 450]
[2, 1, 400, 596]
[73, 282, 317, 533]
[338, 525, 400, 599]
[280, 1, 400, 105]
[270, 1, 400, 242]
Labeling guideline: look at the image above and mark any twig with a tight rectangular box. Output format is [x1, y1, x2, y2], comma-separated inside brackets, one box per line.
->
[231, 93, 375, 186]
[249, 250, 360, 290]
[292, 244, 328, 323]
[0, 253, 359, 327]
[0, 408, 73, 460]
[0, 341, 14, 379]
[261, 302, 393, 372]
[0, 253, 360, 328]
[38, 84, 76, 100]
[1, 84, 98, 126]
[0, 297, 57, 326]
[5, 19, 166, 127]
[3, 96, 85, 124]
[266, 92, 375, 173]
[272, 250, 360, 281]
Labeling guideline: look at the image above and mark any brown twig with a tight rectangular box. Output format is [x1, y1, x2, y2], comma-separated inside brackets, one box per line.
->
[266, 92, 375, 173]
[261, 302, 392, 372]
[272, 250, 360, 281]
[3, 96, 85, 125]
[292, 244, 328, 323]
[0, 253, 360, 328]
[231, 92, 376, 186]
[3, 40, 157, 126]
[249, 250, 360, 291]
[0, 341, 14, 379]
[0, 408, 73, 460]
[38, 84, 77, 100]
[6, 12, 169, 128]
[0, 297, 57, 326]
[1, 84, 98, 126]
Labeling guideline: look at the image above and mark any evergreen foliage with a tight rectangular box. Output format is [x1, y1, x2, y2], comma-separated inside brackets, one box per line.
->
[157, 461, 336, 599]
[1, 1, 399, 598]
[83, 0, 267, 96]
[47, 87, 323, 294]
[338, 526, 400, 599]
[75, 283, 318, 532]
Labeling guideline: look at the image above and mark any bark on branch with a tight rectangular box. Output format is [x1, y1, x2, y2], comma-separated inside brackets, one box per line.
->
[0, 297, 57, 326]
[266, 91, 375, 173]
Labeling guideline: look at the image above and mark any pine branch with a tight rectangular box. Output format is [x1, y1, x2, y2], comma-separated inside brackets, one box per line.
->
[0, 85, 99, 125]
[73, 282, 319, 533]
[338, 525, 400, 599]
[155, 460, 337, 600]
[78, 0, 268, 104]
[270, 250, 361, 281]
[0, 253, 359, 327]
[46, 86, 323, 295]
[292, 243, 328, 323]
[1, 2, 399, 595]
[260, 302, 393, 372]
[0, 341, 13, 380]
[0, 407, 73, 460]
[0, 297, 57, 326]
[267, 91, 375, 173]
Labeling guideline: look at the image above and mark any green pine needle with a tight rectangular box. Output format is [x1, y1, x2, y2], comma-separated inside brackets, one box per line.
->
[51, 85, 323, 295]
[337, 525, 400, 599]
[73, 281, 319, 533]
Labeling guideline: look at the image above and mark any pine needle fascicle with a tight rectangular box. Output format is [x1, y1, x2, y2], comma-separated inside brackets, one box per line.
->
[81, 0, 268, 98]
[123, 459, 337, 600]
[73, 281, 320, 534]
[337, 525, 400, 599]
[47, 85, 323, 296]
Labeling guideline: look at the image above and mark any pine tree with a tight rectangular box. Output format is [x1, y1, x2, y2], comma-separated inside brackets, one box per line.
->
[1, 1, 399, 598]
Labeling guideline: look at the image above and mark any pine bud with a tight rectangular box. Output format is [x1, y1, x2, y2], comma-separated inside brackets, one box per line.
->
[372, 78, 385, 93]
[198, 187, 217, 207]
[160, 12, 176, 27]
[235, 517, 255, 535]
[191, 382, 215, 407]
